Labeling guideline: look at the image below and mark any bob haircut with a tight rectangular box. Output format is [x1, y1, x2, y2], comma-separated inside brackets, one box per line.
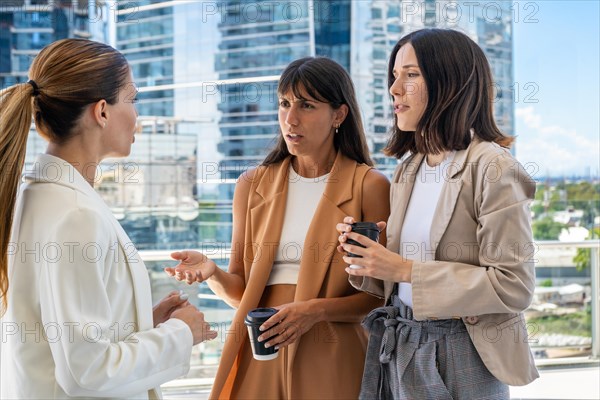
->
[263, 57, 373, 166]
[384, 28, 514, 159]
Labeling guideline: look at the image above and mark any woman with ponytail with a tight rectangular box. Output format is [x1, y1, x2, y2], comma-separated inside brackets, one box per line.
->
[0, 39, 216, 399]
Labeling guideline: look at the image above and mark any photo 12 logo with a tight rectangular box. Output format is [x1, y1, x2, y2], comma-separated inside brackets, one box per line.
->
[399, 1, 540, 24]
[1, 321, 139, 344]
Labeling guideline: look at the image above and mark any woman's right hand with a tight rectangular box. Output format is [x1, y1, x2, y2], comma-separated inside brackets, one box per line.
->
[171, 304, 218, 345]
[165, 250, 218, 285]
[335, 216, 386, 254]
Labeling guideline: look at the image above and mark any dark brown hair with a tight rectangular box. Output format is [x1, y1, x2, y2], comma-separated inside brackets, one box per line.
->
[384, 28, 514, 159]
[0, 38, 130, 314]
[263, 57, 373, 166]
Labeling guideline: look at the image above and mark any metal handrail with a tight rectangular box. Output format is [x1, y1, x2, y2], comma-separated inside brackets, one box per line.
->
[139, 240, 600, 259]
[535, 240, 599, 249]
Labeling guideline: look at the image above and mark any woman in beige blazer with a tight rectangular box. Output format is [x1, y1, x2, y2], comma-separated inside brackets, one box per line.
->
[167, 57, 390, 399]
[337, 29, 538, 399]
[0, 39, 216, 399]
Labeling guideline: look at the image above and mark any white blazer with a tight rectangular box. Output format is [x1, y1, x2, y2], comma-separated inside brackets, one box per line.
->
[1, 154, 193, 399]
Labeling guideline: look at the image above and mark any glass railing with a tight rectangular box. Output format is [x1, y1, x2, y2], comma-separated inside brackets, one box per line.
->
[526, 240, 599, 363]
[139, 239, 599, 391]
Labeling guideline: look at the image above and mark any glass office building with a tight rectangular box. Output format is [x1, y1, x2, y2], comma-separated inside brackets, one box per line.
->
[0, 0, 92, 88]
[108, 1, 357, 251]
[357, 0, 515, 169]
[116, 0, 175, 117]
[111, 0, 514, 248]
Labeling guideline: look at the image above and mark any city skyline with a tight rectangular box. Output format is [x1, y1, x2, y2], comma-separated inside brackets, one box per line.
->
[2, 1, 597, 178]
[101, 0, 600, 179]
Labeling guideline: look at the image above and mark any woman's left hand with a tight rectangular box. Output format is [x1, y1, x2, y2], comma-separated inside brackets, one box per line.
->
[153, 290, 190, 327]
[257, 300, 321, 350]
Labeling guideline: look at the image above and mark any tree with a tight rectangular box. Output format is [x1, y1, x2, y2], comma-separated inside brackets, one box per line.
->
[574, 228, 600, 272]
[539, 278, 553, 287]
[532, 217, 567, 240]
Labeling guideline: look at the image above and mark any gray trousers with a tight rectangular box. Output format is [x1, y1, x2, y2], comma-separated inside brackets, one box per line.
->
[360, 296, 509, 400]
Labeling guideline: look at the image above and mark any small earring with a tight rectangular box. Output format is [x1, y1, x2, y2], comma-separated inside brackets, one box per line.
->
[335, 125, 339, 134]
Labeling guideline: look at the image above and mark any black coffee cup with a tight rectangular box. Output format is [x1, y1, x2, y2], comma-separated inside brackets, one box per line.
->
[346, 222, 379, 269]
[244, 307, 280, 361]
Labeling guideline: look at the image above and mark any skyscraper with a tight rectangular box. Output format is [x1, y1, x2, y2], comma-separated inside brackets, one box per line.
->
[214, 1, 352, 197]
[0, 0, 93, 88]
[110, 1, 220, 250]
[359, 0, 515, 170]
[104, 0, 515, 251]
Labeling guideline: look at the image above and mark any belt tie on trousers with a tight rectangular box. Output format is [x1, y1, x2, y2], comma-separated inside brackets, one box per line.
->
[359, 297, 508, 400]
[363, 306, 422, 371]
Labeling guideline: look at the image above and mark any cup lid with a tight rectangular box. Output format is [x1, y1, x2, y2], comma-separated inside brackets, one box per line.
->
[245, 307, 278, 324]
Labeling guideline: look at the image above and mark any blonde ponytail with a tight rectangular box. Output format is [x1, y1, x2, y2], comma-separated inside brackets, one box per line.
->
[0, 82, 36, 315]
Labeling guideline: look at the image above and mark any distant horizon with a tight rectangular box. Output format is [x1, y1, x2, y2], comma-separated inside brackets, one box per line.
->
[529, 174, 600, 183]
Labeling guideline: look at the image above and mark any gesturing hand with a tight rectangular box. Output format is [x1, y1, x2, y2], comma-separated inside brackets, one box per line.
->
[256, 300, 321, 350]
[164, 250, 218, 285]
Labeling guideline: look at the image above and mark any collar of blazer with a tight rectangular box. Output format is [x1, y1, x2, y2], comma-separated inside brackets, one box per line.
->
[23, 153, 102, 200]
[254, 150, 357, 206]
[23, 153, 154, 331]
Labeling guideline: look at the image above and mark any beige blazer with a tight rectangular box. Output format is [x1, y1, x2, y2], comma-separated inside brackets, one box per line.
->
[211, 152, 375, 399]
[351, 138, 539, 386]
[1, 154, 192, 399]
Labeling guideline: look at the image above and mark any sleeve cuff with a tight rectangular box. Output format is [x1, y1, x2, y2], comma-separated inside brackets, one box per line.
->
[160, 318, 194, 349]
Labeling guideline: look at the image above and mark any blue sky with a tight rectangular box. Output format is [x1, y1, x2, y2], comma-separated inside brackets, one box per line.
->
[513, 0, 599, 178]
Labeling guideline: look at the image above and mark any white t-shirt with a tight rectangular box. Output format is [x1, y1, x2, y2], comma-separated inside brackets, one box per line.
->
[398, 152, 456, 307]
[266, 165, 329, 286]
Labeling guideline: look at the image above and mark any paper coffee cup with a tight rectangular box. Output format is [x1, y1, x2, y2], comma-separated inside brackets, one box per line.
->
[346, 222, 379, 270]
[244, 307, 279, 361]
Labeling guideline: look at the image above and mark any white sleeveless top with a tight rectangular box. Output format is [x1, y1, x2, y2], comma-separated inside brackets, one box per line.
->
[266, 165, 329, 286]
[398, 152, 456, 306]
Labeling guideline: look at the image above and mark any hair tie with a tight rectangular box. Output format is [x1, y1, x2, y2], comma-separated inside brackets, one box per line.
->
[27, 80, 40, 97]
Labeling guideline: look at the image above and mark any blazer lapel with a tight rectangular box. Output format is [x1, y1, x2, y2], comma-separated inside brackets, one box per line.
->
[79, 170, 154, 332]
[109, 219, 154, 331]
[85, 186, 154, 332]
[287, 153, 356, 389]
[294, 151, 355, 302]
[429, 144, 474, 256]
[213, 160, 293, 398]
[237, 158, 292, 313]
